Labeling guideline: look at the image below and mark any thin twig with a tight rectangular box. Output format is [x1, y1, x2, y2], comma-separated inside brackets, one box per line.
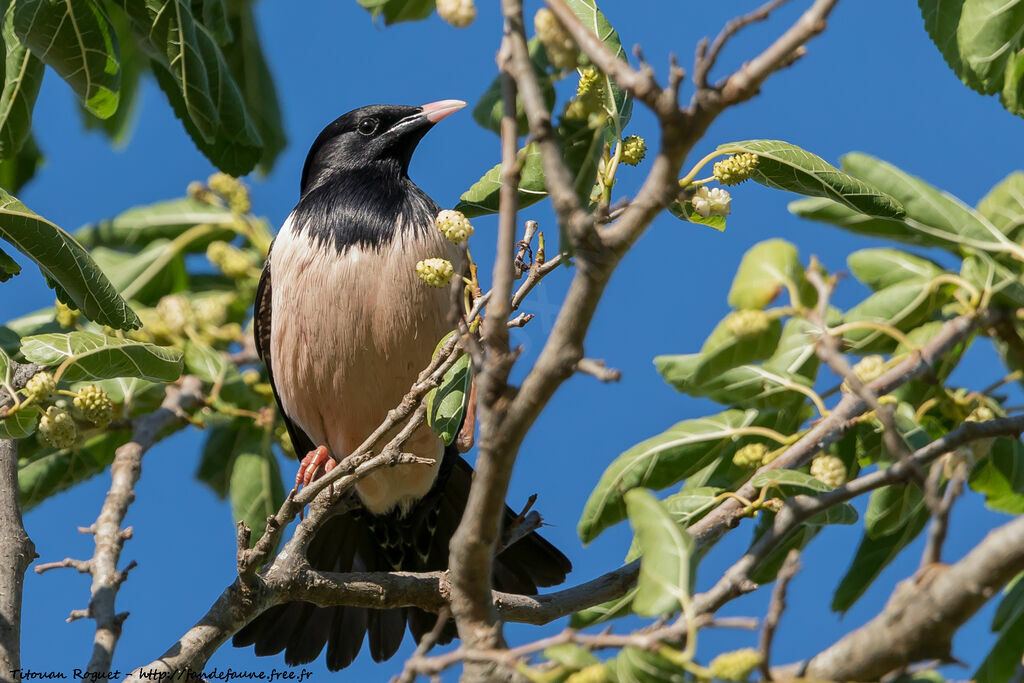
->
[694, 0, 794, 87]
[759, 549, 801, 680]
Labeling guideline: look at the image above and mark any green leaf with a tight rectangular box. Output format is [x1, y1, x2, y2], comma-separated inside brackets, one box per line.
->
[919, 0, 1024, 118]
[183, 339, 229, 384]
[832, 503, 930, 612]
[668, 199, 726, 231]
[847, 248, 943, 291]
[78, 8, 143, 144]
[125, 0, 262, 175]
[695, 312, 781, 383]
[751, 469, 832, 494]
[718, 140, 905, 218]
[0, 244, 19, 281]
[625, 487, 721, 562]
[978, 171, 1024, 238]
[0, 407, 37, 438]
[229, 432, 285, 547]
[789, 197, 941, 247]
[961, 251, 1024, 308]
[544, 644, 599, 671]
[865, 482, 925, 538]
[970, 438, 1024, 515]
[578, 408, 757, 543]
[89, 241, 187, 305]
[841, 280, 946, 352]
[608, 647, 686, 683]
[975, 574, 1024, 682]
[223, 1, 285, 173]
[0, 130, 42, 192]
[124, 0, 216, 140]
[425, 334, 470, 446]
[569, 585, 637, 628]
[473, 39, 554, 137]
[456, 143, 546, 218]
[751, 523, 817, 585]
[197, 417, 247, 497]
[21, 331, 182, 382]
[356, 0, 434, 25]
[0, 188, 139, 330]
[562, 0, 633, 133]
[763, 317, 818, 380]
[14, 0, 119, 118]
[19, 429, 130, 510]
[625, 489, 692, 616]
[728, 239, 802, 309]
[75, 197, 235, 250]
[201, 0, 232, 44]
[150, 22, 262, 175]
[841, 152, 1014, 253]
[655, 354, 811, 410]
[0, 5, 44, 160]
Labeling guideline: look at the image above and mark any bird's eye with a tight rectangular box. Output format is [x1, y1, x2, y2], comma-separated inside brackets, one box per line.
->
[357, 118, 379, 136]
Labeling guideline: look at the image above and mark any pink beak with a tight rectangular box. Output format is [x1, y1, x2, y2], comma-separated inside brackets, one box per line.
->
[421, 99, 467, 123]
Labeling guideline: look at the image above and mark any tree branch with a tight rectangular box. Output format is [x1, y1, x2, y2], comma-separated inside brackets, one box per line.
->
[788, 514, 1024, 681]
[35, 377, 202, 675]
[0, 439, 35, 676]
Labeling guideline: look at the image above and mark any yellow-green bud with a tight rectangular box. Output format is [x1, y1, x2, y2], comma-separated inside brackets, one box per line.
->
[55, 300, 79, 329]
[209, 322, 243, 343]
[187, 181, 218, 205]
[565, 664, 608, 683]
[708, 648, 763, 682]
[713, 153, 759, 186]
[725, 309, 771, 339]
[762, 498, 783, 513]
[195, 297, 231, 328]
[956, 404, 998, 465]
[620, 136, 646, 166]
[733, 442, 770, 468]
[436, 209, 474, 244]
[842, 355, 887, 393]
[39, 406, 77, 449]
[241, 368, 262, 386]
[73, 385, 113, 428]
[436, 0, 476, 27]
[25, 372, 56, 403]
[416, 258, 454, 287]
[206, 241, 256, 280]
[692, 185, 731, 217]
[535, 8, 578, 69]
[207, 173, 251, 214]
[810, 455, 847, 488]
[156, 294, 194, 335]
[565, 69, 605, 121]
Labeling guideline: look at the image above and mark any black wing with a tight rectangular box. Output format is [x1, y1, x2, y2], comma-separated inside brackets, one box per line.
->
[254, 253, 316, 459]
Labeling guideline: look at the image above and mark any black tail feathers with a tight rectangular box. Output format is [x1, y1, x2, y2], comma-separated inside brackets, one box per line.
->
[233, 450, 572, 670]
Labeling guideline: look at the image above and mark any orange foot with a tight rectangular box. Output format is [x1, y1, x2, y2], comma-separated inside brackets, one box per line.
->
[295, 445, 337, 490]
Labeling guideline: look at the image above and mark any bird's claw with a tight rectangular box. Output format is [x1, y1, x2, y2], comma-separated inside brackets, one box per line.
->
[294, 445, 336, 490]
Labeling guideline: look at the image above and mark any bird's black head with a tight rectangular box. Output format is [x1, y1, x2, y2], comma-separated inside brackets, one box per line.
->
[300, 100, 466, 196]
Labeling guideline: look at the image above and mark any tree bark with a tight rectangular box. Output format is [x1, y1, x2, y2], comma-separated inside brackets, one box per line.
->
[0, 438, 35, 675]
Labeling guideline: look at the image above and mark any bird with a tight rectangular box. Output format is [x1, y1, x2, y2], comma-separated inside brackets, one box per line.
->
[233, 101, 572, 670]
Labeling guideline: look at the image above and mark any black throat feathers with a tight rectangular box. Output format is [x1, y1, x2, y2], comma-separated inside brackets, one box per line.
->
[288, 162, 440, 254]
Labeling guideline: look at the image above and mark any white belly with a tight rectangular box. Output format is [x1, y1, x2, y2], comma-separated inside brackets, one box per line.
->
[269, 215, 459, 514]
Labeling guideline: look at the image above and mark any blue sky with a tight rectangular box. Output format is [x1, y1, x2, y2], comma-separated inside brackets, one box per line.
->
[9, 0, 1024, 679]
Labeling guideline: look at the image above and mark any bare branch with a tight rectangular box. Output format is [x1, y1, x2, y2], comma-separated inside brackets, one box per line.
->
[575, 358, 622, 382]
[694, 0, 794, 88]
[79, 376, 202, 674]
[712, 0, 840, 109]
[0, 438, 35, 675]
[920, 459, 967, 569]
[759, 549, 801, 681]
[787, 514, 1024, 681]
